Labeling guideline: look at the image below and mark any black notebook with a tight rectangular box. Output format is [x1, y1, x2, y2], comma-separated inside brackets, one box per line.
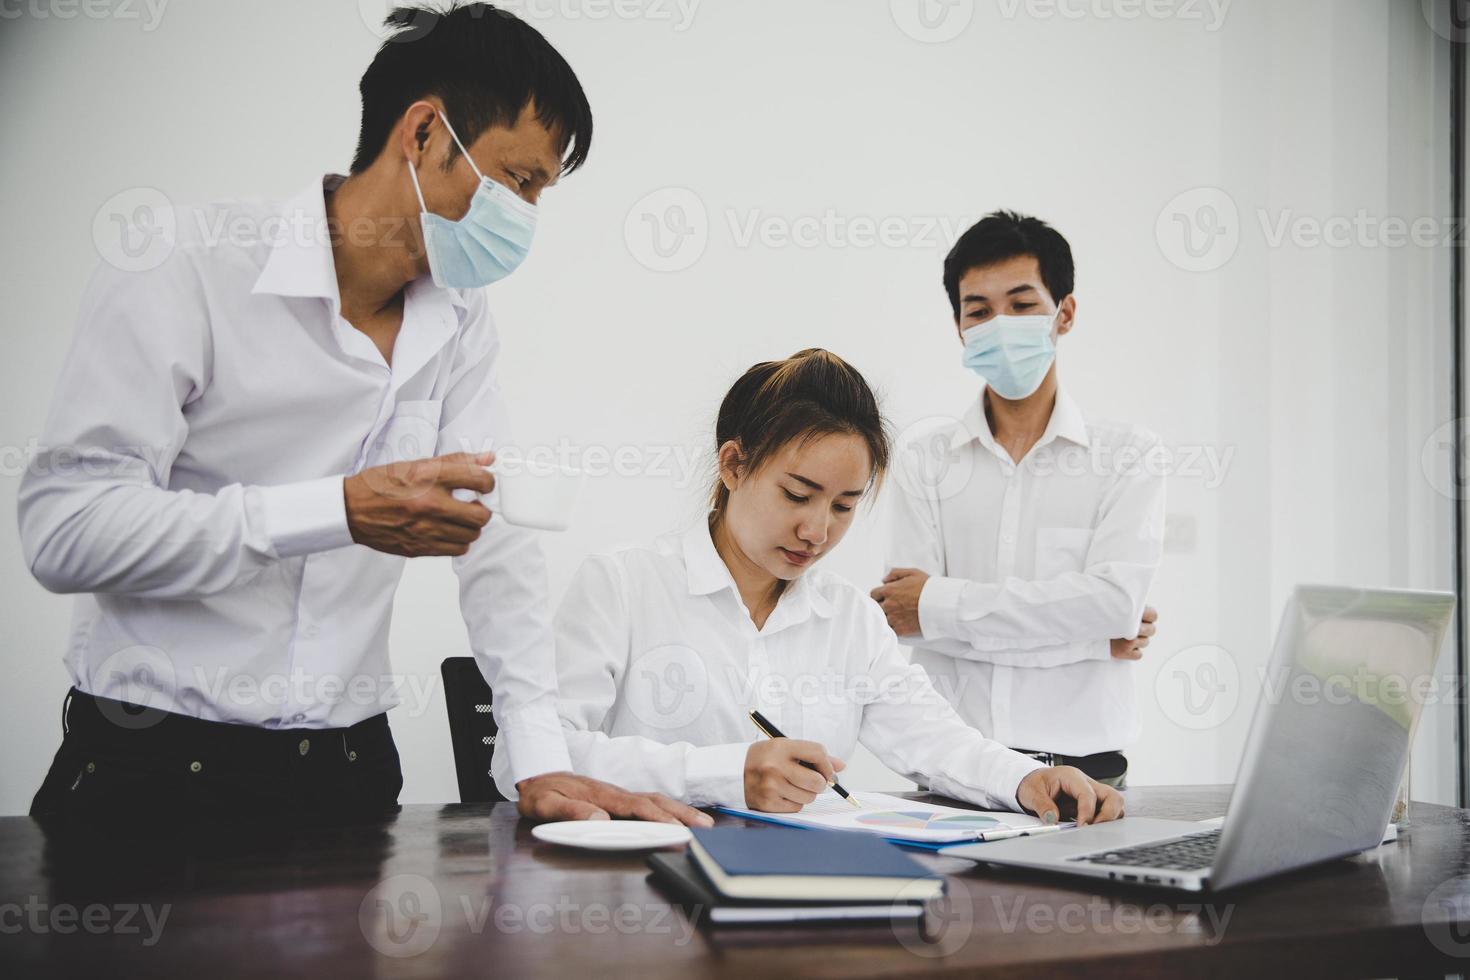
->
[688, 825, 945, 902]
[647, 852, 926, 926]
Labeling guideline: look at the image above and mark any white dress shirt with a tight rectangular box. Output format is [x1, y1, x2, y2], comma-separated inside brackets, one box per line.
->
[17, 174, 569, 793]
[887, 386, 1166, 757]
[553, 520, 1046, 810]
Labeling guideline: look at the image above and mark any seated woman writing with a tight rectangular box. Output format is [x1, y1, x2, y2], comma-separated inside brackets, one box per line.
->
[554, 348, 1123, 824]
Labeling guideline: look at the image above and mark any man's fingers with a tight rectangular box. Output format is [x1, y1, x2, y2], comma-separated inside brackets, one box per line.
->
[434, 451, 496, 470]
[784, 763, 829, 796]
[432, 459, 496, 495]
[434, 495, 493, 530]
[885, 568, 920, 584]
[1142, 606, 1158, 622]
[523, 791, 608, 823]
[1096, 787, 1126, 823]
[1065, 771, 1099, 827]
[830, 756, 846, 773]
[1024, 778, 1061, 824]
[787, 741, 837, 783]
[777, 777, 821, 807]
[1138, 621, 1156, 639]
[648, 794, 714, 828]
[622, 796, 682, 825]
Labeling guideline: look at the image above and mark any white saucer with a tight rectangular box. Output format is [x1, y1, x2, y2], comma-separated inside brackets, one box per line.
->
[531, 820, 692, 851]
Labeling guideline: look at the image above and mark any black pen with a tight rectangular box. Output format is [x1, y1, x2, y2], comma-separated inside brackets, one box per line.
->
[747, 709, 861, 809]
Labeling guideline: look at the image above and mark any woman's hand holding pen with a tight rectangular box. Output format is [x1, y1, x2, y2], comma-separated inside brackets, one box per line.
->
[744, 739, 846, 813]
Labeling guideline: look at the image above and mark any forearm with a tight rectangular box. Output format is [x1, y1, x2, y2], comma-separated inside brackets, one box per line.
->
[562, 728, 749, 807]
[859, 658, 1045, 811]
[919, 568, 1151, 650]
[18, 451, 349, 598]
[906, 632, 1112, 668]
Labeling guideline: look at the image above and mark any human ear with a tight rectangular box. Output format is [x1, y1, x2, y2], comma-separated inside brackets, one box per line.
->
[716, 440, 745, 492]
[1055, 295, 1078, 338]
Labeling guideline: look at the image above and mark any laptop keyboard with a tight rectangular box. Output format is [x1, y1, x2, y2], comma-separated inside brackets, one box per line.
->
[1070, 827, 1221, 871]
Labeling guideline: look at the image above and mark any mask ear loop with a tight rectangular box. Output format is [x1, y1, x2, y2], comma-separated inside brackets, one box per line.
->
[406, 108, 486, 213]
[436, 109, 488, 183]
[407, 157, 429, 213]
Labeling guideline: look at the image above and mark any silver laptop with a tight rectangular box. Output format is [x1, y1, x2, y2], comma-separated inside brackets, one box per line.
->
[945, 585, 1455, 892]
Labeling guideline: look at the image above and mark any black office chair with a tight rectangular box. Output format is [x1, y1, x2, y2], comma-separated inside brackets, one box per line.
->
[440, 656, 507, 804]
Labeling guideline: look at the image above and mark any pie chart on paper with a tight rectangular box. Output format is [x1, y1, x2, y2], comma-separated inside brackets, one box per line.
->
[855, 810, 1003, 831]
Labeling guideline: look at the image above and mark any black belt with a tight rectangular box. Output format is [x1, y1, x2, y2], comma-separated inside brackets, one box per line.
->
[61, 687, 394, 774]
[1014, 748, 1128, 781]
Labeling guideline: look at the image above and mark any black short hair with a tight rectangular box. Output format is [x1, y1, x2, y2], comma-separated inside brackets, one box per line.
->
[942, 210, 1075, 317]
[351, 2, 592, 176]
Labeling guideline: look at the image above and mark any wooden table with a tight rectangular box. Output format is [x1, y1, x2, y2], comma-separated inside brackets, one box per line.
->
[3, 786, 1470, 978]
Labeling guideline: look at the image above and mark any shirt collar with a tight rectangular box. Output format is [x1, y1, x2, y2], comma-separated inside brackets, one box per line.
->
[950, 384, 1091, 452]
[250, 174, 469, 314]
[679, 518, 834, 624]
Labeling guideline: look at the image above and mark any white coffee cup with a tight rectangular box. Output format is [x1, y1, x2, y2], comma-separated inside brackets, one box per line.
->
[488, 461, 585, 531]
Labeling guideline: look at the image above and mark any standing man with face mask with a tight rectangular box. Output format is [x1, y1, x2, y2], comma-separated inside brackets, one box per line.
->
[871, 211, 1165, 788]
[19, 2, 708, 829]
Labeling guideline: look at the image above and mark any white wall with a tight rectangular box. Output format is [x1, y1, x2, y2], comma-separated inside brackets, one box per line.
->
[0, 0, 1456, 814]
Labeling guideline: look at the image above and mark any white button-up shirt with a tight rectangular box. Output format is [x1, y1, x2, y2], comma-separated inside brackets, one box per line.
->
[18, 175, 569, 791]
[553, 520, 1045, 809]
[887, 387, 1166, 757]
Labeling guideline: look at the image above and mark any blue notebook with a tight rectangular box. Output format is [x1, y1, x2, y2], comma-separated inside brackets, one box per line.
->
[688, 825, 945, 902]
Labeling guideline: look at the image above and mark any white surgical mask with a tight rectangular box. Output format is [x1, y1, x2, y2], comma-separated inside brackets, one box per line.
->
[960, 313, 1059, 400]
[407, 110, 538, 289]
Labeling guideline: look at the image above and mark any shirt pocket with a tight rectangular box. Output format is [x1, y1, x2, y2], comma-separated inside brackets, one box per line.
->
[363, 399, 443, 467]
[1034, 527, 1095, 579]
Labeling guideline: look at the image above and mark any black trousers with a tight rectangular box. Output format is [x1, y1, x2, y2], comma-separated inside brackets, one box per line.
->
[31, 689, 404, 829]
[1014, 749, 1129, 789]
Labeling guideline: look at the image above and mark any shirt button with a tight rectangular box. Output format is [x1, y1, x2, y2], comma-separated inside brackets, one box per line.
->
[293, 713, 307, 723]
[1003, 532, 1016, 544]
[302, 623, 320, 639]
[298, 738, 311, 756]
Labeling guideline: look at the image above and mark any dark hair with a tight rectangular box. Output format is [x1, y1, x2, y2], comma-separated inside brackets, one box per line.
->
[710, 349, 891, 519]
[942, 210, 1074, 317]
[351, 2, 593, 176]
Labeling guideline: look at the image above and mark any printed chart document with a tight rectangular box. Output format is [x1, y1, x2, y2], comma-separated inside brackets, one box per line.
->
[718, 791, 1072, 845]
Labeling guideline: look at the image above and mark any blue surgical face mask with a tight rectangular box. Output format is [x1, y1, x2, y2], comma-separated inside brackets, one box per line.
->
[407, 111, 538, 289]
[960, 313, 1059, 400]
